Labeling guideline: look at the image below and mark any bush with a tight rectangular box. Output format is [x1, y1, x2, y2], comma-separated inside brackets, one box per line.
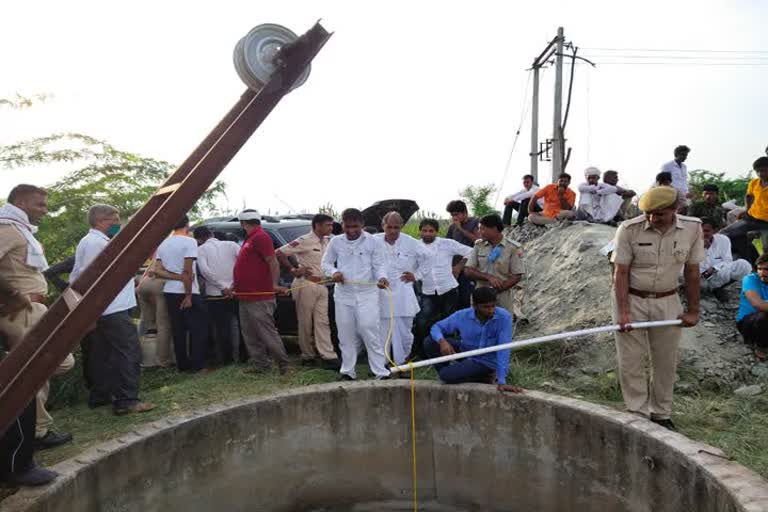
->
[689, 169, 751, 204]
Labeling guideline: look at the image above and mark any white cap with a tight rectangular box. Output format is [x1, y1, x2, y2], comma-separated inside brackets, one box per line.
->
[238, 209, 262, 221]
[584, 166, 601, 177]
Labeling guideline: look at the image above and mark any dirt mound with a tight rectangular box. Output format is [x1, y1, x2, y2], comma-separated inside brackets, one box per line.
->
[510, 221, 756, 390]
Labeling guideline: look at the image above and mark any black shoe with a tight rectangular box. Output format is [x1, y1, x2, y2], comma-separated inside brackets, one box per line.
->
[375, 375, 391, 381]
[35, 430, 73, 450]
[278, 365, 289, 376]
[339, 374, 355, 382]
[300, 358, 318, 367]
[6, 465, 59, 486]
[320, 358, 341, 371]
[651, 418, 677, 431]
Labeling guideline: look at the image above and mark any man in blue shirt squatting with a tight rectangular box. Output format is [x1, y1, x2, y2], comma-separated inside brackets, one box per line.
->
[736, 253, 768, 360]
[423, 287, 523, 393]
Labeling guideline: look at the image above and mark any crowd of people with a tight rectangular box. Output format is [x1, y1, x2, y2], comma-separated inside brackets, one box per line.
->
[1, 146, 766, 486]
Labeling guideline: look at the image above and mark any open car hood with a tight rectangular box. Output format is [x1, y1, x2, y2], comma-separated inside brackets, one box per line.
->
[362, 199, 420, 231]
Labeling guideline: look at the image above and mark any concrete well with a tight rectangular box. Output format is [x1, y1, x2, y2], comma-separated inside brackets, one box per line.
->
[4, 382, 768, 511]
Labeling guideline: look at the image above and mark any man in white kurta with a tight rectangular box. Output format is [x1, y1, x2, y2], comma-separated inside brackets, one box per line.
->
[700, 220, 752, 291]
[374, 212, 432, 365]
[321, 208, 390, 380]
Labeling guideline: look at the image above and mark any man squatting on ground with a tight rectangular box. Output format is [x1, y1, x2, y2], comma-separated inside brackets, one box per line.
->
[70, 204, 154, 415]
[321, 208, 390, 380]
[374, 211, 431, 366]
[611, 185, 704, 431]
[424, 287, 522, 393]
[276, 213, 341, 370]
[736, 254, 768, 359]
[698, 219, 752, 294]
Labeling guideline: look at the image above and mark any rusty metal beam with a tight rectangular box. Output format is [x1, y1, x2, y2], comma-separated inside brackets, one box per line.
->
[0, 22, 332, 433]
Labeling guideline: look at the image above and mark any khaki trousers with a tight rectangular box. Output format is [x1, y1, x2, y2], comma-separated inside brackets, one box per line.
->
[239, 300, 289, 369]
[138, 277, 174, 366]
[612, 293, 682, 420]
[292, 281, 336, 360]
[0, 302, 74, 438]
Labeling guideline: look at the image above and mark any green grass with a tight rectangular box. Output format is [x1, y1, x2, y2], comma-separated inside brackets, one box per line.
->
[29, 353, 768, 481]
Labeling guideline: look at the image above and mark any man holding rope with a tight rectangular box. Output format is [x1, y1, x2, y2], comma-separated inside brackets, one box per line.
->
[611, 186, 704, 431]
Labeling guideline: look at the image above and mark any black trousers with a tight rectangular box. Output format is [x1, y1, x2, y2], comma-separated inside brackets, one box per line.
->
[0, 399, 35, 478]
[720, 215, 768, 264]
[164, 293, 209, 372]
[85, 310, 141, 408]
[737, 312, 768, 349]
[207, 298, 237, 365]
[414, 289, 459, 357]
[503, 199, 541, 227]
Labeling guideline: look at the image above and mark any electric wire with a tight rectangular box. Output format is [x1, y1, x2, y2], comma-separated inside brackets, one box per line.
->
[493, 70, 533, 207]
[581, 47, 768, 54]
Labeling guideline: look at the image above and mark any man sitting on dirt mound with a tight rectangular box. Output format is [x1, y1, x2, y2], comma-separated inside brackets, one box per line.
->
[736, 253, 768, 360]
[611, 185, 704, 431]
[699, 218, 752, 300]
[528, 173, 576, 225]
[423, 287, 522, 393]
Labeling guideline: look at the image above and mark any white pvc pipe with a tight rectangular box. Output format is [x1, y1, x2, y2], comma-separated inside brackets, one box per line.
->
[390, 320, 683, 373]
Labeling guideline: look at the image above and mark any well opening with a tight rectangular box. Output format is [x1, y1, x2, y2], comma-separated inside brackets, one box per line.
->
[5, 382, 767, 512]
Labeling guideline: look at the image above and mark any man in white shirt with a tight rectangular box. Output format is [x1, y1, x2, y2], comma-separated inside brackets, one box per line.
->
[321, 208, 390, 380]
[503, 174, 542, 228]
[71, 204, 154, 415]
[414, 218, 472, 354]
[373, 211, 432, 366]
[193, 226, 240, 365]
[577, 168, 636, 223]
[700, 219, 752, 293]
[660, 145, 691, 212]
[154, 214, 209, 373]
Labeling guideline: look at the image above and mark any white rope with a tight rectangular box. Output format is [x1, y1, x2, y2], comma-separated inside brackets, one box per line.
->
[390, 320, 683, 373]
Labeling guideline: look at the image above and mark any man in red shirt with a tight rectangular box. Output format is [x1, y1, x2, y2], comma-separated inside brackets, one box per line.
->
[230, 209, 290, 374]
[528, 173, 576, 225]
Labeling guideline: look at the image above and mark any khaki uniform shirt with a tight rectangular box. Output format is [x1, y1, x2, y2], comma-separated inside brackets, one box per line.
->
[278, 231, 328, 277]
[0, 224, 48, 297]
[466, 238, 525, 313]
[611, 214, 705, 292]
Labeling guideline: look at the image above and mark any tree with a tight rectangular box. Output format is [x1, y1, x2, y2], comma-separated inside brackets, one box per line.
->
[459, 184, 497, 217]
[688, 169, 751, 205]
[1, 101, 227, 264]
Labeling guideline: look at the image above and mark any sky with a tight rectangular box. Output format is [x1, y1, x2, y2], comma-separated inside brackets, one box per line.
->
[2, 0, 767, 217]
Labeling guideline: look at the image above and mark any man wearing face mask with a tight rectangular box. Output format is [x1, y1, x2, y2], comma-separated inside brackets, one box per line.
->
[71, 205, 155, 415]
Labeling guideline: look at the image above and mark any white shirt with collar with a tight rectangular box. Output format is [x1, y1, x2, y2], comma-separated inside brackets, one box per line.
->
[373, 233, 432, 317]
[156, 234, 200, 295]
[661, 159, 688, 196]
[196, 238, 240, 296]
[321, 231, 387, 307]
[71, 228, 136, 316]
[420, 237, 472, 296]
[703, 233, 733, 271]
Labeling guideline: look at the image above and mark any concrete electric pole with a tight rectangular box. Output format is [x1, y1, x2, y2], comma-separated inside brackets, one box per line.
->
[551, 27, 565, 184]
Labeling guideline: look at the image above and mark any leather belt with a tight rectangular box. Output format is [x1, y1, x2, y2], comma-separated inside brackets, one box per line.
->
[629, 288, 676, 299]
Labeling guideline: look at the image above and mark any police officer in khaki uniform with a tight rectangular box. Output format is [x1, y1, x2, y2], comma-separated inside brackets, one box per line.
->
[611, 186, 704, 431]
[464, 214, 525, 322]
[276, 214, 340, 370]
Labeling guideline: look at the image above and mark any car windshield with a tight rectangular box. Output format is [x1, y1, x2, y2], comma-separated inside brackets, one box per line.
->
[278, 225, 311, 242]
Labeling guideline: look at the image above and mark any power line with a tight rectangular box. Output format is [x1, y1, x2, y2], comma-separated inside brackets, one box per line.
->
[582, 47, 768, 54]
[587, 61, 768, 66]
[583, 54, 768, 60]
[493, 70, 533, 206]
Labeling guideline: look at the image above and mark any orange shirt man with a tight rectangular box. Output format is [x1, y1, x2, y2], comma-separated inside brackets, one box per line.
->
[528, 173, 577, 225]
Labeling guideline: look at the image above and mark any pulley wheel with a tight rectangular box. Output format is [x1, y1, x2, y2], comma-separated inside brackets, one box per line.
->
[233, 24, 310, 92]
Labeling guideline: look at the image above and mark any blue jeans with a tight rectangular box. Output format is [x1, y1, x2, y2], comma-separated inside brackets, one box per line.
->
[422, 336, 494, 384]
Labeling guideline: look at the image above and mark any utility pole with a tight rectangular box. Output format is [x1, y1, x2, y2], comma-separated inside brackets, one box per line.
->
[551, 26, 564, 184]
[529, 67, 540, 182]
